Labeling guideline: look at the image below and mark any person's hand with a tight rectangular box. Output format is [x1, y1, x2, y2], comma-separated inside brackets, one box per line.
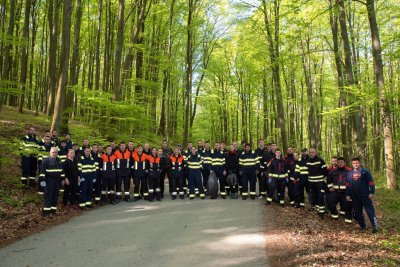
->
[64, 178, 70, 186]
[61, 180, 65, 186]
[329, 187, 335, 192]
[223, 171, 226, 176]
[255, 170, 260, 175]
[239, 171, 243, 176]
[346, 196, 352, 202]
[368, 194, 374, 199]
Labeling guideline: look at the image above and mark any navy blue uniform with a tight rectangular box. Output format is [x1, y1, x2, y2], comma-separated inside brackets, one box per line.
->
[169, 154, 185, 198]
[346, 168, 378, 229]
[200, 148, 213, 194]
[78, 155, 96, 208]
[19, 134, 39, 187]
[294, 156, 310, 207]
[212, 149, 227, 198]
[327, 166, 352, 222]
[306, 156, 328, 215]
[186, 153, 205, 199]
[267, 157, 288, 205]
[40, 157, 65, 216]
[238, 150, 260, 199]
[255, 147, 267, 197]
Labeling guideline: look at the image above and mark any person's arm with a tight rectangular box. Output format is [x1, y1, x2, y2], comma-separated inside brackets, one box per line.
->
[327, 171, 334, 191]
[365, 169, 375, 197]
[345, 172, 352, 201]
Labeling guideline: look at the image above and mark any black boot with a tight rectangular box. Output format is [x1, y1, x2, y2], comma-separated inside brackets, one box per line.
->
[124, 195, 130, 202]
[115, 195, 121, 204]
[172, 195, 177, 200]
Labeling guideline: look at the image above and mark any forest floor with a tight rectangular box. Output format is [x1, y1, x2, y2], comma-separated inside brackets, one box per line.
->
[0, 107, 399, 266]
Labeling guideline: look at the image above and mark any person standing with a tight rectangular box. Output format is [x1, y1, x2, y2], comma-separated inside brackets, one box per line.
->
[19, 127, 39, 189]
[40, 147, 65, 217]
[186, 146, 205, 200]
[169, 147, 185, 199]
[346, 158, 378, 233]
[294, 148, 310, 208]
[147, 148, 164, 202]
[255, 139, 267, 198]
[62, 149, 79, 209]
[114, 142, 132, 202]
[266, 149, 288, 206]
[284, 147, 297, 206]
[132, 145, 149, 201]
[100, 146, 117, 205]
[78, 148, 96, 209]
[211, 142, 227, 199]
[238, 143, 259, 200]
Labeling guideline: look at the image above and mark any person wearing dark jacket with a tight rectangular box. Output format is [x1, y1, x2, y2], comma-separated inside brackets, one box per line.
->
[284, 147, 297, 206]
[346, 158, 378, 233]
[266, 149, 288, 206]
[169, 148, 186, 199]
[225, 144, 239, 199]
[40, 147, 65, 217]
[62, 149, 79, 209]
[327, 157, 352, 222]
[100, 146, 117, 205]
[147, 148, 165, 202]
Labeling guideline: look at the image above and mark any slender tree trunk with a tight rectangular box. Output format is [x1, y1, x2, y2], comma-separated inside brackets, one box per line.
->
[0, 0, 16, 111]
[94, 0, 102, 91]
[113, 0, 125, 101]
[18, 0, 31, 113]
[51, 0, 71, 132]
[366, 0, 397, 189]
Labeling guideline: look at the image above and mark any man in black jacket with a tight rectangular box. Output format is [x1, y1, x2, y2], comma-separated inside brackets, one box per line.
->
[63, 149, 79, 210]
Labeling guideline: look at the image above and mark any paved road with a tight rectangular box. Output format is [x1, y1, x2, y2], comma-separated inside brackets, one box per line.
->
[0, 196, 267, 267]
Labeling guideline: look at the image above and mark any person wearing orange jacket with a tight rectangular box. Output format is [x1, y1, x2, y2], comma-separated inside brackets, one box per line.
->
[147, 148, 166, 202]
[169, 147, 186, 200]
[132, 145, 149, 201]
[114, 142, 132, 203]
[100, 146, 117, 205]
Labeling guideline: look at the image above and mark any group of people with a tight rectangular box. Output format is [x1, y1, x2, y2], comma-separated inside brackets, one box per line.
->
[19, 127, 379, 233]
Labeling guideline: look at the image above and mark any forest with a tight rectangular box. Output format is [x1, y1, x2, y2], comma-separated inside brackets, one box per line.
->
[0, 0, 398, 189]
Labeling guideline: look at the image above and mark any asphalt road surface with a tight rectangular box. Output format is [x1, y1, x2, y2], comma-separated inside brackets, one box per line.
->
[0, 195, 267, 267]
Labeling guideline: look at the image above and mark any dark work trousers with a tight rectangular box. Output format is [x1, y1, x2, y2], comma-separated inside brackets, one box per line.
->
[188, 169, 204, 197]
[352, 195, 378, 228]
[213, 167, 226, 197]
[171, 172, 185, 196]
[62, 178, 78, 206]
[43, 178, 61, 214]
[309, 181, 326, 214]
[21, 155, 37, 187]
[160, 170, 167, 195]
[122, 174, 132, 197]
[202, 165, 212, 192]
[79, 177, 94, 207]
[257, 172, 266, 197]
[94, 172, 102, 202]
[288, 178, 296, 204]
[267, 178, 287, 204]
[240, 168, 256, 197]
[327, 190, 352, 221]
[294, 177, 310, 207]
[101, 177, 116, 201]
[116, 176, 123, 199]
[133, 175, 148, 198]
[148, 171, 161, 200]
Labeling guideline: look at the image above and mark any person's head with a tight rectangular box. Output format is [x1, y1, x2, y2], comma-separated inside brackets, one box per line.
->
[106, 146, 113, 155]
[244, 143, 251, 152]
[119, 142, 126, 152]
[229, 144, 235, 152]
[44, 135, 51, 144]
[275, 149, 282, 158]
[220, 141, 225, 150]
[258, 139, 265, 148]
[65, 133, 71, 140]
[241, 140, 247, 147]
[83, 139, 89, 146]
[197, 140, 203, 148]
[60, 140, 67, 148]
[28, 126, 35, 135]
[191, 146, 197, 155]
[98, 144, 103, 153]
[351, 157, 361, 169]
[214, 142, 220, 151]
[84, 147, 91, 157]
[110, 141, 116, 149]
[174, 147, 180, 156]
[301, 148, 308, 157]
[271, 142, 277, 151]
[267, 143, 272, 151]
[144, 143, 150, 150]
[137, 145, 143, 154]
[157, 148, 163, 157]
[309, 148, 317, 159]
[187, 142, 193, 149]
[287, 146, 293, 155]
[162, 140, 168, 149]
[293, 152, 300, 161]
[50, 147, 58, 158]
[73, 143, 78, 151]
[205, 141, 210, 150]
[67, 149, 75, 159]
[92, 144, 98, 153]
[331, 156, 338, 167]
[152, 147, 157, 156]
[232, 141, 238, 150]
[337, 157, 345, 168]
[128, 141, 134, 151]
[51, 130, 58, 137]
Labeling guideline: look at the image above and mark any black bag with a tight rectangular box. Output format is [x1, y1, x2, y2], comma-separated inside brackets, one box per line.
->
[207, 171, 219, 198]
[226, 173, 238, 187]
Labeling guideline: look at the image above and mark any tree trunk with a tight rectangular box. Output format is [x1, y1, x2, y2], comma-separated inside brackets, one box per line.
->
[113, 0, 125, 101]
[51, 0, 71, 132]
[18, 0, 31, 113]
[366, 0, 397, 189]
[0, 0, 16, 112]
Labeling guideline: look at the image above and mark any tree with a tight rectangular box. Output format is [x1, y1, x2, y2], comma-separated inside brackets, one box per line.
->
[51, 0, 72, 132]
[18, 0, 31, 113]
